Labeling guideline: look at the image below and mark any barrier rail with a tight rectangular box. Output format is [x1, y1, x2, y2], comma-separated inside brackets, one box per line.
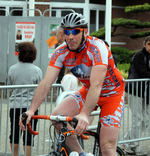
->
[119, 79, 150, 144]
[0, 79, 150, 155]
[0, 84, 64, 156]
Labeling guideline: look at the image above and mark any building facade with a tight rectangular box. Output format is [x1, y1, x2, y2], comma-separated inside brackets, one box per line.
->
[0, 0, 149, 51]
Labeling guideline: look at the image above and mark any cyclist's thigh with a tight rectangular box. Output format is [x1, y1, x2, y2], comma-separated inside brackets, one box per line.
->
[52, 95, 80, 116]
[98, 92, 124, 146]
[52, 87, 88, 116]
[99, 91, 124, 128]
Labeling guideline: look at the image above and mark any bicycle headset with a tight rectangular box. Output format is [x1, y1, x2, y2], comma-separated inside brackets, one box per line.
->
[60, 12, 88, 53]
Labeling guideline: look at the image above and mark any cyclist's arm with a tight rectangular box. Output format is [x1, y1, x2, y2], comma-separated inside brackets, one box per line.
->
[75, 65, 107, 135]
[82, 64, 106, 114]
[19, 66, 60, 130]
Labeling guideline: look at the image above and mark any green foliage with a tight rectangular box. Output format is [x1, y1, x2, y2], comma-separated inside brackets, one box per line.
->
[131, 30, 150, 38]
[117, 63, 130, 72]
[111, 47, 135, 64]
[117, 63, 130, 79]
[90, 27, 105, 39]
[112, 18, 150, 28]
[90, 3, 150, 39]
[112, 18, 141, 27]
[125, 3, 150, 13]
[90, 3, 149, 78]
[136, 22, 150, 28]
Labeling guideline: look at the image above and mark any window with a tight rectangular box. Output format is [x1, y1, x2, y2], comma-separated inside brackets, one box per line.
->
[9, 7, 23, 16]
[99, 11, 105, 29]
[0, 7, 5, 16]
[90, 0, 105, 4]
[90, 10, 96, 34]
[90, 10, 105, 34]
[52, 7, 83, 17]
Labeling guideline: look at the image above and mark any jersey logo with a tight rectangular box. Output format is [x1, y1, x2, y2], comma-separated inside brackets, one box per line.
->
[70, 64, 91, 78]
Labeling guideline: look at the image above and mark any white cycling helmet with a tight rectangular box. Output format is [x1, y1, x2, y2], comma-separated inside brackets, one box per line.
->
[61, 12, 88, 29]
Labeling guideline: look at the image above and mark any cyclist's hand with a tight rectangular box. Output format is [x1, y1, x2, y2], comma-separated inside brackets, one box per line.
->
[75, 113, 89, 136]
[19, 110, 34, 131]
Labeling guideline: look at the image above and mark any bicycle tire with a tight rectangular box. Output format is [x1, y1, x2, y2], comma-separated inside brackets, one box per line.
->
[116, 146, 125, 156]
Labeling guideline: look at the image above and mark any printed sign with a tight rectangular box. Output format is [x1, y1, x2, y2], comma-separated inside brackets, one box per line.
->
[15, 22, 35, 55]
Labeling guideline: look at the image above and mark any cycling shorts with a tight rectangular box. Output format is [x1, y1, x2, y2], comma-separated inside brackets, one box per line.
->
[9, 108, 38, 146]
[70, 86, 124, 128]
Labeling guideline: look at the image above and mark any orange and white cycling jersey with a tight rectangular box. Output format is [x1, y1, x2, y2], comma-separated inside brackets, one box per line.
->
[49, 36, 124, 97]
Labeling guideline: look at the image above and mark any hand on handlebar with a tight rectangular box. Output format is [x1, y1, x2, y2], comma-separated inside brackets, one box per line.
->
[19, 110, 34, 131]
[20, 114, 90, 139]
[75, 113, 89, 136]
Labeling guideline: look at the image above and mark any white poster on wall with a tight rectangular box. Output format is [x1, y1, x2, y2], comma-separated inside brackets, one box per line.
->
[15, 22, 35, 55]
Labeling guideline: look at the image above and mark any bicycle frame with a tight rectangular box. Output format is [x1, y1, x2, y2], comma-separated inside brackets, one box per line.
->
[22, 113, 125, 156]
[22, 114, 89, 156]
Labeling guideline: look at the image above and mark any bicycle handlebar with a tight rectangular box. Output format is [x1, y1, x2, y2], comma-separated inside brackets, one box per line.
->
[21, 113, 89, 140]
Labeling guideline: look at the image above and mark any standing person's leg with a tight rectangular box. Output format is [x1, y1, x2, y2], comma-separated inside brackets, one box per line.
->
[52, 95, 84, 154]
[23, 109, 38, 156]
[9, 108, 21, 156]
[142, 98, 149, 131]
[129, 94, 142, 147]
[127, 95, 147, 155]
[121, 93, 135, 154]
[23, 146, 31, 156]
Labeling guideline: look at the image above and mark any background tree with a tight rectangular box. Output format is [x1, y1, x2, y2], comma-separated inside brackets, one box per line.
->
[90, 3, 150, 39]
[90, 3, 150, 78]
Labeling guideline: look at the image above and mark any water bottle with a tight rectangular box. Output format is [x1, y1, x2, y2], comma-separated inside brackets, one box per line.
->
[69, 151, 79, 156]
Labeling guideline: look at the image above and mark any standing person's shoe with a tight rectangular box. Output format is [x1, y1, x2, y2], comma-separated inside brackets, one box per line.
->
[133, 146, 147, 156]
[119, 143, 135, 154]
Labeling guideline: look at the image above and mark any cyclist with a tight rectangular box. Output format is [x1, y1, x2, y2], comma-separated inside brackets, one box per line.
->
[20, 12, 125, 156]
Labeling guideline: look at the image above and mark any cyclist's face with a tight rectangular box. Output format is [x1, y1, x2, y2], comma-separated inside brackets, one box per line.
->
[144, 41, 150, 54]
[64, 28, 88, 50]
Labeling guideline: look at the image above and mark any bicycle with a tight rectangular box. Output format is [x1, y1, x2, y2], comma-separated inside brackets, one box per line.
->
[22, 113, 125, 156]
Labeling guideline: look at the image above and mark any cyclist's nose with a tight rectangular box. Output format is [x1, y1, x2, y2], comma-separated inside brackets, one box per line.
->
[68, 33, 74, 38]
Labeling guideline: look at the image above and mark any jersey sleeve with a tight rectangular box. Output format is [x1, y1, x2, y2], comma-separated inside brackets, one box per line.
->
[89, 39, 108, 67]
[49, 44, 67, 69]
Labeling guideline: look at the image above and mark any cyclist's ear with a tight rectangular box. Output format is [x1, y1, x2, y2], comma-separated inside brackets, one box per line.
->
[84, 28, 88, 36]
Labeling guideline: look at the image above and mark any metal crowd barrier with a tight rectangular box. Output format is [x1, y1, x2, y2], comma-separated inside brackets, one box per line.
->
[0, 84, 64, 156]
[0, 79, 150, 155]
[119, 78, 150, 144]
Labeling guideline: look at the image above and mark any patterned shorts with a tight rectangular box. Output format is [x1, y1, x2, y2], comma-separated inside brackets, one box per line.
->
[71, 86, 125, 128]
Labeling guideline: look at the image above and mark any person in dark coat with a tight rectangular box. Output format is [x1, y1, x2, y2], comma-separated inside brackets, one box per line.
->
[122, 36, 150, 155]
